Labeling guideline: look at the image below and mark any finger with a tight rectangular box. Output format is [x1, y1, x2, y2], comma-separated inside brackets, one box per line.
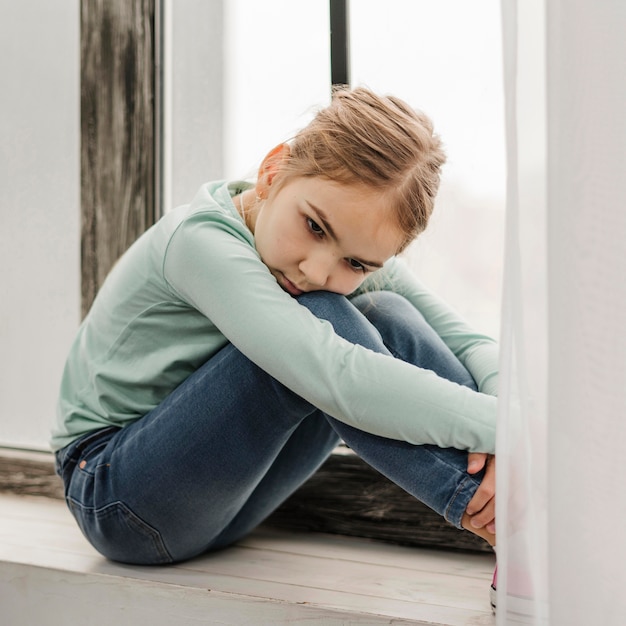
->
[469, 498, 496, 529]
[471, 512, 496, 531]
[466, 489, 489, 515]
[466, 479, 496, 515]
[467, 452, 487, 474]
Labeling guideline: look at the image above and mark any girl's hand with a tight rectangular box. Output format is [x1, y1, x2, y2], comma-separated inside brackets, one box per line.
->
[466, 453, 496, 534]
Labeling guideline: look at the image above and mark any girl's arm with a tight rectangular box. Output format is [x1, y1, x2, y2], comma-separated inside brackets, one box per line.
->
[163, 210, 497, 453]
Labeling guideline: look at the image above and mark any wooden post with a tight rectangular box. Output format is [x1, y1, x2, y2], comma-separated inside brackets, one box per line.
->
[80, 0, 158, 316]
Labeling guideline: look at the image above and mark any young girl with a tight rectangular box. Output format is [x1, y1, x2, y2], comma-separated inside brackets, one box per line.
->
[52, 88, 498, 572]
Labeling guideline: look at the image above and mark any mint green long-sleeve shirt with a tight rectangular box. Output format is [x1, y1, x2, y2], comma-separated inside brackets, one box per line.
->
[52, 181, 499, 453]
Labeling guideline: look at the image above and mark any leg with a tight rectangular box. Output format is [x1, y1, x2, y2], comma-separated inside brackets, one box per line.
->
[56, 342, 339, 564]
[350, 291, 477, 387]
[315, 292, 485, 528]
[215, 292, 490, 548]
[56, 291, 488, 564]
[342, 292, 495, 545]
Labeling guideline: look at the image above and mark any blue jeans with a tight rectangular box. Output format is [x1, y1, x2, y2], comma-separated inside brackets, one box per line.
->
[55, 291, 484, 565]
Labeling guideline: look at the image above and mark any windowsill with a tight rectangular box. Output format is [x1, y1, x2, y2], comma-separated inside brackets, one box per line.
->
[0, 493, 495, 624]
[0, 446, 63, 499]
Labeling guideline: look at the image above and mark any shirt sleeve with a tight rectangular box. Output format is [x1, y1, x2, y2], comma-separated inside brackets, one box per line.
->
[163, 210, 497, 453]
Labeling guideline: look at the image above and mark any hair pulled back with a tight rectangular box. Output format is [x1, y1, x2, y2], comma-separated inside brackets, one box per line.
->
[275, 87, 447, 252]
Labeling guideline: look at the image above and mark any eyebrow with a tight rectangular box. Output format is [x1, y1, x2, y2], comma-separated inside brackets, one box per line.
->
[306, 202, 385, 269]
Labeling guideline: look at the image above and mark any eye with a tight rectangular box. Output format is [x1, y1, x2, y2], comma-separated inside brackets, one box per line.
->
[307, 217, 325, 238]
[347, 258, 366, 273]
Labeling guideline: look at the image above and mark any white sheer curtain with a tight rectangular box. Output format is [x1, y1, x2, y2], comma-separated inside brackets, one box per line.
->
[498, 1, 626, 624]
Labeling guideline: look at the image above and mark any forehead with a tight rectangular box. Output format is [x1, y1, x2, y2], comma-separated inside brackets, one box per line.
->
[286, 177, 404, 261]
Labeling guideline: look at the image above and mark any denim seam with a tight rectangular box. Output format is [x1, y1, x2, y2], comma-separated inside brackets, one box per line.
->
[444, 474, 478, 528]
[404, 444, 480, 528]
[68, 497, 173, 563]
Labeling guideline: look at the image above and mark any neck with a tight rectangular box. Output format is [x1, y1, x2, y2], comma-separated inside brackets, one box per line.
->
[237, 190, 257, 233]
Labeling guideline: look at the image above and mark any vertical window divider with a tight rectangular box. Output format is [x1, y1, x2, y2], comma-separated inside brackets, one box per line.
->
[330, 0, 350, 88]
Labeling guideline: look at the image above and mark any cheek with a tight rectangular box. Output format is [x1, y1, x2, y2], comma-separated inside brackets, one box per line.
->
[253, 225, 274, 266]
[257, 221, 299, 264]
[271, 219, 303, 255]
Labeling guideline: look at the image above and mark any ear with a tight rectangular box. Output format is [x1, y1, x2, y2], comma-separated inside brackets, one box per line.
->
[256, 143, 290, 199]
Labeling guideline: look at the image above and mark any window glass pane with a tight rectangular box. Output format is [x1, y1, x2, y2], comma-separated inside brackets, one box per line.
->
[223, 0, 331, 179]
[351, 0, 505, 336]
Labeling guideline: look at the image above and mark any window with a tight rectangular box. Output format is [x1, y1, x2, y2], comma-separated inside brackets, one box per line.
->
[220, 0, 505, 337]
[2, 0, 505, 449]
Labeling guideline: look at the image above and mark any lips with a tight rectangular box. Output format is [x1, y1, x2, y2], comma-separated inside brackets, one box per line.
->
[280, 274, 304, 296]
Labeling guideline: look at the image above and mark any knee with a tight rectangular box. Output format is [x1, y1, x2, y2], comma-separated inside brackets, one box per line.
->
[351, 291, 428, 338]
[351, 292, 477, 389]
[296, 291, 386, 352]
[296, 291, 346, 316]
[352, 291, 420, 315]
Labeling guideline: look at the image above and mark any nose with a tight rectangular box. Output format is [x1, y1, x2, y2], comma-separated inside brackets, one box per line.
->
[299, 253, 334, 288]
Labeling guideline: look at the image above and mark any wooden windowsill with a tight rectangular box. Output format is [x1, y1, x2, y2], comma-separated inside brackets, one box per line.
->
[0, 493, 495, 625]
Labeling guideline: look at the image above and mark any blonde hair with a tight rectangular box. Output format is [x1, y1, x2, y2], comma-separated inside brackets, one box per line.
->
[273, 87, 446, 252]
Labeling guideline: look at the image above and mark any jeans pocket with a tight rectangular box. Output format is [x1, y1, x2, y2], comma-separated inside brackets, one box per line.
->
[68, 498, 173, 565]
[55, 427, 120, 483]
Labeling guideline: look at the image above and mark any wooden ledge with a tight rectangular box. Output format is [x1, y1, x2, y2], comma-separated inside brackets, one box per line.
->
[0, 494, 495, 625]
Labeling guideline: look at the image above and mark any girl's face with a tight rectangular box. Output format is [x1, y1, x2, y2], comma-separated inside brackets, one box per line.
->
[250, 176, 404, 296]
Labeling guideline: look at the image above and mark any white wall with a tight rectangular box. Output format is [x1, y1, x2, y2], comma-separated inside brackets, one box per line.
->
[547, 2, 626, 623]
[0, 1, 81, 450]
[497, 2, 626, 622]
